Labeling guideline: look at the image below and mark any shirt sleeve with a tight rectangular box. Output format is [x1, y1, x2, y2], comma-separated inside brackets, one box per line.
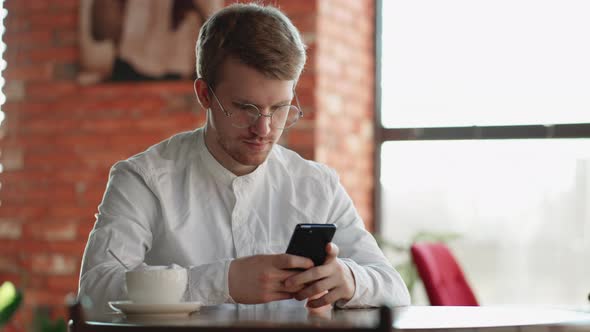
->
[325, 169, 411, 308]
[77, 160, 233, 315]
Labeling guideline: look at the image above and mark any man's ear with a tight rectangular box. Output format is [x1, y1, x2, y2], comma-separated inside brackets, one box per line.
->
[194, 78, 211, 110]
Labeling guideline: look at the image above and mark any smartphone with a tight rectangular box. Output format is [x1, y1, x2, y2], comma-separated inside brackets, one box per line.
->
[285, 223, 337, 266]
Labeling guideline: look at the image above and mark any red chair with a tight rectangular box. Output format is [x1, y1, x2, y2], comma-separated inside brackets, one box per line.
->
[411, 242, 478, 306]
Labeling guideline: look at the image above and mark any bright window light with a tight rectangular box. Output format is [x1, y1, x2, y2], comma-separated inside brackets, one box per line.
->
[381, 0, 590, 128]
[381, 139, 590, 306]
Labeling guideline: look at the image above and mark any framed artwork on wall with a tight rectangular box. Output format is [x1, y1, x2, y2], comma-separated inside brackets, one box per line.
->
[78, 0, 222, 84]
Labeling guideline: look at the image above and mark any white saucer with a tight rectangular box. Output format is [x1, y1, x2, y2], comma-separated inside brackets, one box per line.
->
[109, 301, 202, 317]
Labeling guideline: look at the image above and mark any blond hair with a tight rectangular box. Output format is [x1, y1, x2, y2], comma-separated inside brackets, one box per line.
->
[196, 3, 306, 87]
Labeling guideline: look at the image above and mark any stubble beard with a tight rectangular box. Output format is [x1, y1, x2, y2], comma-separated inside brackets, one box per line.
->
[217, 134, 272, 167]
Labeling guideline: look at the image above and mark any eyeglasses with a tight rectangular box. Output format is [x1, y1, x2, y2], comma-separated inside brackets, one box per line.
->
[207, 85, 303, 129]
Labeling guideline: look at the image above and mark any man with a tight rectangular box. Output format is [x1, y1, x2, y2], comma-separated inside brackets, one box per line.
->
[78, 3, 410, 314]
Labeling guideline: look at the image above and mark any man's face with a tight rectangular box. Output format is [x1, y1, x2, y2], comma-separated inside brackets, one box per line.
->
[203, 57, 295, 175]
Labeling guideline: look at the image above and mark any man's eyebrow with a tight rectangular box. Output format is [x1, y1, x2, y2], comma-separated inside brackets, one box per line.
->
[233, 99, 292, 108]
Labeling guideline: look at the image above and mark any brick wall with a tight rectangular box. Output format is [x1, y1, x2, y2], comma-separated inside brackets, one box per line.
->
[315, 0, 376, 229]
[0, 0, 376, 330]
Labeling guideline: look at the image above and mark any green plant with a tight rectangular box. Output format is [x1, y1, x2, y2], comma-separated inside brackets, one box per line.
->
[0, 281, 67, 332]
[0, 281, 23, 328]
[32, 307, 67, 332]
[375, 231, 461, 294]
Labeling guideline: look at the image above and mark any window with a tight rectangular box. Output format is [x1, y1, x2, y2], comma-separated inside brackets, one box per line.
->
[377, 0, 590, 306]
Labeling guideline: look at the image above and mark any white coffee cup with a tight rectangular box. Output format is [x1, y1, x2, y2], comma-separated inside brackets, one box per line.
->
[125, 267, 187, 304]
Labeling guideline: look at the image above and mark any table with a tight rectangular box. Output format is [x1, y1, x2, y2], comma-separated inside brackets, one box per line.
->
[77, 304, 590, 332]
[393, 306, 590, 331]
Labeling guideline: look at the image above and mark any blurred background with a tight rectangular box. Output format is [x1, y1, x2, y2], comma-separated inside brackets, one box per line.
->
[0, 0, 589, 331]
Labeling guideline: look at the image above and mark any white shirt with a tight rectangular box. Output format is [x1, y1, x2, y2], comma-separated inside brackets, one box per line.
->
[78, 128, 410, 314]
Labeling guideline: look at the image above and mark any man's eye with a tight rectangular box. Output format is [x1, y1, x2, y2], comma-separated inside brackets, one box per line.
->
[275, 105, 291, 111]
[237, 104, 255, 111]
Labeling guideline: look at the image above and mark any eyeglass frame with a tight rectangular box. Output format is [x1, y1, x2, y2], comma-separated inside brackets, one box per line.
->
[201, 79, 304, 130]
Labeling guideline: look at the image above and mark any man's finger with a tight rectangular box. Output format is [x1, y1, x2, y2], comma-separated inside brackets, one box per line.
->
[275, 268, 304, 281]
[325, 242, 339, 262]
[285, 264, 330, 288]
[294, 277, 334, 301]
[273, 254, 314, 270]
[281, 281, 306, 293]
[260, 263, 310, 293]
[307, 289, 341, 308]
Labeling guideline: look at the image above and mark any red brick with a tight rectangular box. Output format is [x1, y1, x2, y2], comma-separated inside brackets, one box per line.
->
[29, 13, 77, 29]
[28, 47, 79, 62]
[53, 30, 78, 46]
[23, 289, 69, 307]
[277, 0, 317, 15]
[80, 81, 193, 98]
[0, 205, 48, 220]
[47, 206, 96, 219]
[294, 147, 314, 161]
[21, 117, 81, 133]
[286, 127, 315, 148]
[45, 275, 79, 293]
[77, 222, 95, 239]
[4, 2, 50, 12]
[1, 147, 25, 171]
[3, 80, 26, 102]
[25, 275, 49, 289]
[0, 219, 23, 240]
[3, 30, 53, 48]
[21, 155, 83, 171]
[5, 18, 30, 32]
[137, 114, 199, 131]
[27, 82, 79, 99]
[23, 221, 78, 241]
[0, 273, 22, 286]
[50, 0, 79, 11]
[79, 150, 136, 169]
[3, 63, 53, 81]
[80, 188, 107, 206]
[29, 254, 78, 275]
[1, 169, 108, 186]
[17, 240, 87, 256]
[18, 97, 167, 119]
[289, 14, 317, 34]
[0, 255, 21, 273]
[0, 239, 21, 254]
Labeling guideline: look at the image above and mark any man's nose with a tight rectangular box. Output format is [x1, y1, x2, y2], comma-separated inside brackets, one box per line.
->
[251, 114, 272, 137]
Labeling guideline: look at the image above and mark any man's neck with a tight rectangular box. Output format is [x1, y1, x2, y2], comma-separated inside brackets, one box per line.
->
[203, 128, 257, 177]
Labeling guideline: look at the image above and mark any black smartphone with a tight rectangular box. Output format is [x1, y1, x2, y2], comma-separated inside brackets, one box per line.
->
[285, 223, 337, 266]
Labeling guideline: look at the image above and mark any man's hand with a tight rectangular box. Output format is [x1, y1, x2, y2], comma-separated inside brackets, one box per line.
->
[284, 243, 356, 308]
[228, 254, 314, 304]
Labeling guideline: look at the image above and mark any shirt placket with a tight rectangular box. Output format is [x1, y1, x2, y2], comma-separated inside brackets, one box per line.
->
[231, 177, 254, 258]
